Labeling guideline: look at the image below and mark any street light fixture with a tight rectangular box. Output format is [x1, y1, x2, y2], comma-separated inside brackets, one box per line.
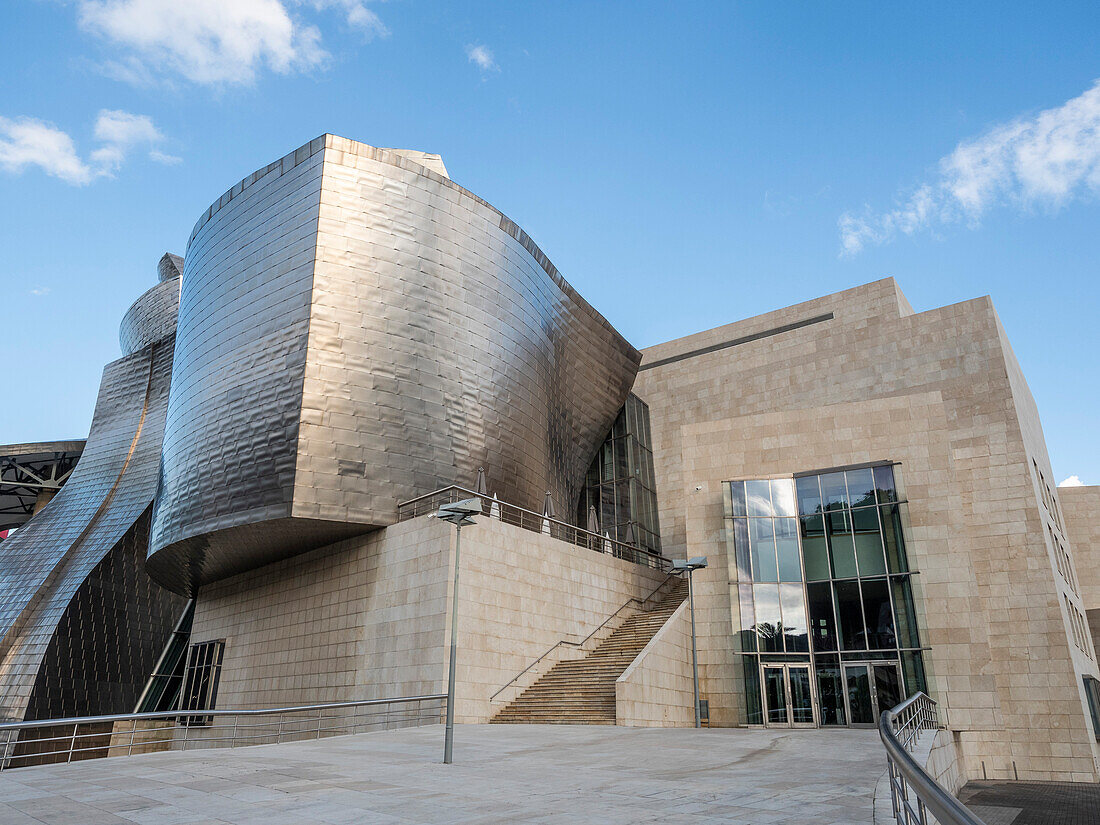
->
[671, 556, 708, 728]
[430, 497, 482, 764]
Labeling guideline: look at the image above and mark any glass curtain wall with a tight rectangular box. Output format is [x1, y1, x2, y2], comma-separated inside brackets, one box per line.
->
[576, 394, 662, 553]
[727, 464, 926, 727]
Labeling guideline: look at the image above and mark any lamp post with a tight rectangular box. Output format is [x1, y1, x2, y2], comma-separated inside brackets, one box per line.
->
[671, 557, 708, 728]
[430, 497, 482, 764]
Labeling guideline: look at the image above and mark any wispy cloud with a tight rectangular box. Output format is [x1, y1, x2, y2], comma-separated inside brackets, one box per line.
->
[29, 287, 52, 297]
[78, 0, 325, 86]
[309, 0, 388, 40]
[466, 44, 498, 74]
[840, 79, 1100, 255]
[1059, 474, 1087, 488]
[0, 117, 96, 185]
[76, 0, 388, 87]
[0, 110, 175, 186]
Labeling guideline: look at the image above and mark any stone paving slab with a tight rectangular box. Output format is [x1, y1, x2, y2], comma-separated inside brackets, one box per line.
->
[0, 724, 885, 824]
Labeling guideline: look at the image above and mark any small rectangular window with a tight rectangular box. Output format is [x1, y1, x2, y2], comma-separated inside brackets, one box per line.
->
[1083, 676, 1100, 741]
[181, 640, 225, 727]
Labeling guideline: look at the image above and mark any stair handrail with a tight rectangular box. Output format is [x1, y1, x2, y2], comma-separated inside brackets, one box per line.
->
[488, 574, 679, 703]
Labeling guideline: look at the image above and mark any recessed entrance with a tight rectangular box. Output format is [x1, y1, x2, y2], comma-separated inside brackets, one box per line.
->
[762, 663, 816, 727]
[843, 661, 902, 727]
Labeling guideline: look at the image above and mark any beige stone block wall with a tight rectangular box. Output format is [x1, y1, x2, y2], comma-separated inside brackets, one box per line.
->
[616, 600, 695, 727]
[189, 515, 666, 724]
[633, 278, 1100, 780]
[1062, 485, 1100, 611]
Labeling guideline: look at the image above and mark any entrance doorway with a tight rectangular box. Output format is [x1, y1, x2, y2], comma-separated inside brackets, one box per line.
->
[762, 664, 816, 727]
[843, 662, 902, 727]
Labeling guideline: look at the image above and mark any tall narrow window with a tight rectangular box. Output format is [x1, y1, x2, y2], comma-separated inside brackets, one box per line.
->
[181, 640, 225, 726]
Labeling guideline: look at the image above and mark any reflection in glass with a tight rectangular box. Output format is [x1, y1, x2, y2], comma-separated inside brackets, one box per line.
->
[743, 655, 763, 724]
[746, 480, 773, 517]
[780, 582, 808, 652]
[852, 506, 886, 576]
[801, 515, 830, 581]
[789, 666, 815, 723]
[730, 481, 747, 517]
[807, 581, 837, 651]
[846, 665, 874, 725]
[821, 472, 848, 510]
[827, 510, 858, 578]
[891, 577, 920, 649]
[882, 504, 908, 573]
[874, 663, 902, 712]
[751, 523, 778, 583]
[754, 584, 783, 653]
[733, 518, 751, 581]
[901, 651, 927, 697]
[764, 667, 788, 724]
[795, 475, 822, 516]
[861, 578, 896, 649]
[846, 468, 876, 508]
[874, 465, 897, 504]
[815, 659, 847, 725]
[835, 580, 865, 650]
[738, 582, 756, 652]
[771, 479, 796, 517]
[775, 518, 801, 582]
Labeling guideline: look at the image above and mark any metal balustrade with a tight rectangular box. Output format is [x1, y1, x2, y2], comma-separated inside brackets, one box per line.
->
[398, 486, 669, 570]
[0, 694, 446, 771]
[880, 692, 985, 825]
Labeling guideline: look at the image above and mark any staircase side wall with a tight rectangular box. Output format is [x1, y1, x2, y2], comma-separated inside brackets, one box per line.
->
[454, 517, 668, 723]
[187, 515, 666, 721]
[616, 601, 695, 727]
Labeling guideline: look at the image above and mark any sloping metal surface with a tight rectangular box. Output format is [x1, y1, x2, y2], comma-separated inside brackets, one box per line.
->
[148, 135, 641, 593]
[0, 334, 183, 722]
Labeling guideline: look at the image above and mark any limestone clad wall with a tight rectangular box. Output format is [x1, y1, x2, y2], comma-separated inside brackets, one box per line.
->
[632, 278, 1100, 781]
[1062, 486, 1100, 610]
[616, 600, 695, 727]
[188, 516, 666, 723]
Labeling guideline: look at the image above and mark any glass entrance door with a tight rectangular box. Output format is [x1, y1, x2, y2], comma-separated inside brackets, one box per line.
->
[844, 661, 903, 727]
[762, 664, 816, 727]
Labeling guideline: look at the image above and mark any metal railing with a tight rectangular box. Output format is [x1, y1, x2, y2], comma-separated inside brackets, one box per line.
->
[398, 486, 669, 570]
[489, 574, 678, 704]
[880, 692, 985, 825]
[0, 694, 446, 771]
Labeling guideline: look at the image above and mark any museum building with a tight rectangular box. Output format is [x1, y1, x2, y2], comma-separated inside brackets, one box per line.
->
[1, 135, 1098, 784]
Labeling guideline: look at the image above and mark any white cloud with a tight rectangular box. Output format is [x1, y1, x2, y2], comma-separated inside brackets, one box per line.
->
[0, 117, 94, 185]
[29, 287, 52, 297]
[466, 44, 498, 73]
[840, 78, 1100, 254]
[78, 0, 327, 86]
[1059, 475, 1087, 488]
[0, 110, 174, 185]
[309, 0, 388, 39]
[148, 149, 183, 165]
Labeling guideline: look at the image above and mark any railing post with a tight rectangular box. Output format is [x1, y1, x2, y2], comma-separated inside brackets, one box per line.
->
[232, 714, 238, 748]
[67, 724, 77, 763]
[128, 718, 137, 757]
[315, 707, 322, 739]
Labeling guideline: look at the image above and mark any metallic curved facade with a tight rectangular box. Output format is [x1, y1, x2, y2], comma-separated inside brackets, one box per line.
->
[0, 259, 186, 722]
[118, 254, 182, 355]
[148, 135, 641, 593]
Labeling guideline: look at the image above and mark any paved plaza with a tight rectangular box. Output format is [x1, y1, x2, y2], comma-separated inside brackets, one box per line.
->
[0, 724, 885, 824]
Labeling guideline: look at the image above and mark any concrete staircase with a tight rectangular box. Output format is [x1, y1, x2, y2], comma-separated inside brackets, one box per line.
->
[491, 578, 688, 725]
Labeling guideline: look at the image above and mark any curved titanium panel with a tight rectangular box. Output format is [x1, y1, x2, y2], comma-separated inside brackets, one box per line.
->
[0, 336, 185, 722]
[148, 135, 640, 593]
[119, 272, 180, 355]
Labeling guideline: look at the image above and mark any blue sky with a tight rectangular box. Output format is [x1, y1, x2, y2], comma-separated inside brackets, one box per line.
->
[2, 1, 1098, 486]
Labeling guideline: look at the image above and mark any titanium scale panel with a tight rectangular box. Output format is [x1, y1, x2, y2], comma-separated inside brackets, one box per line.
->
[148, 135, 641, 594]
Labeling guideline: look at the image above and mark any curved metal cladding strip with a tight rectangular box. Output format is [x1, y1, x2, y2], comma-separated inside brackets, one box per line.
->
[0, 337, 183, 722]
[119, 273, 181, 355]
[148, 135, 640, 594]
